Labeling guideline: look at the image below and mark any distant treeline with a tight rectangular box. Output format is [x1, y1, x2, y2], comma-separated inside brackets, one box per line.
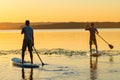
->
[0, 22, 120, 30]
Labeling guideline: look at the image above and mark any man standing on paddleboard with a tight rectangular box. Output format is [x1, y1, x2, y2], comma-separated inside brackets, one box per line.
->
[21, 20, 34, 64]
[85, 23, 99, 54]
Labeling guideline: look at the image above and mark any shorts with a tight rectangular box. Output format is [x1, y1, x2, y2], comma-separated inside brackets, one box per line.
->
[22, 39, 33, 52]
[89, 37, 97, 45]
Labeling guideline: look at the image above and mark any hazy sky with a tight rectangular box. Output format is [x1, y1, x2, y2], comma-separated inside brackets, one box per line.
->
[0, 0, 120, 22]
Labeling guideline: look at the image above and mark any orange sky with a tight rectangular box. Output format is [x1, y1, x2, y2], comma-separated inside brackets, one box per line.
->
[0, 0, 120, 22]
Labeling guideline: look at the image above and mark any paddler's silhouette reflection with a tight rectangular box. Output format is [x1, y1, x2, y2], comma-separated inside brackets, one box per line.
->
[90, 56, 98, 80]
[22, 68, 33, 80]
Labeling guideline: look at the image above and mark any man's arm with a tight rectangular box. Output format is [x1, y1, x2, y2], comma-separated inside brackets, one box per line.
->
[32, 30, 34, 46]
[96, 29, 99, 34]
[85, 25, 90, 30]
[21, 27, 24, 34]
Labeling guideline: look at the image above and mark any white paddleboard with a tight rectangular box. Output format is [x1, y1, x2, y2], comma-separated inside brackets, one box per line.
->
[11, 58, 39, 68]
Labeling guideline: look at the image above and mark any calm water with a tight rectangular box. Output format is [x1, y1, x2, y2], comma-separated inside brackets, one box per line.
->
[0, 54, 120, 80]
[0, 29, 119, 50]
[0, 29, 120, 80]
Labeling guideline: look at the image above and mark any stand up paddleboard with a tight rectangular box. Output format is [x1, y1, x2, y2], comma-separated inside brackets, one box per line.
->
[11, 58, 39, 68]
[90, 53, 101, 57]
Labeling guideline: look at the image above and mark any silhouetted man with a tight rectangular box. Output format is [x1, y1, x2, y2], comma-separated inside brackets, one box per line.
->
[21, 20, 34, 64]
[85, 23, 99, 53]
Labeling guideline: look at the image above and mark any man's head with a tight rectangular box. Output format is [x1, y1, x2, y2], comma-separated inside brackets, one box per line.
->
[91, 23, 94, 27]
[25, 20, 30, 26]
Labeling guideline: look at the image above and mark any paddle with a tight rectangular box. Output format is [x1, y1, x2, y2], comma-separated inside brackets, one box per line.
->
[33, 46, 45, 66]
[97, 34, 113, 49]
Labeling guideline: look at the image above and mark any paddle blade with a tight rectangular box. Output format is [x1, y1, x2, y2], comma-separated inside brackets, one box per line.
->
[109, 44, 113, 49]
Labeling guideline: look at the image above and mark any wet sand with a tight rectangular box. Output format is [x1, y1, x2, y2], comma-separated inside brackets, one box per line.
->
[0, 53, 120, 80]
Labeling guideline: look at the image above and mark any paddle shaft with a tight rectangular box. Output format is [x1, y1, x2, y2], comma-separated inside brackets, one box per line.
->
[97, 34, 109, 44]
[97, 34, 114, 49]
[33, 47, 44, 65]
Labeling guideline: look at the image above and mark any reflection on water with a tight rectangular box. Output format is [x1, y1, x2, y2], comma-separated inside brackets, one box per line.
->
[109, 55, 114, 62]
[90, 68, 98, 80]
[1, 53, 120, 80]
[90, 56, 98, 80]
[22, 68, 33, 80]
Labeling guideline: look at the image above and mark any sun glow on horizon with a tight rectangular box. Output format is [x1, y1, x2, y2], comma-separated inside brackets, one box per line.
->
[0, 0, 120, 22]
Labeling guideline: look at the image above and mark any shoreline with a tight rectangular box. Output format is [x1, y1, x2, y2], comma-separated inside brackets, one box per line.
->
[0, 22, 120, 30]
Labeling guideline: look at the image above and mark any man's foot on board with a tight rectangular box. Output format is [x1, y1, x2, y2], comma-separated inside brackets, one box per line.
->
[96, 50, 99, 54]
[22, 59, 24, 64]
[89, 50, 92, 54]
[31, 61, 33, 64]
